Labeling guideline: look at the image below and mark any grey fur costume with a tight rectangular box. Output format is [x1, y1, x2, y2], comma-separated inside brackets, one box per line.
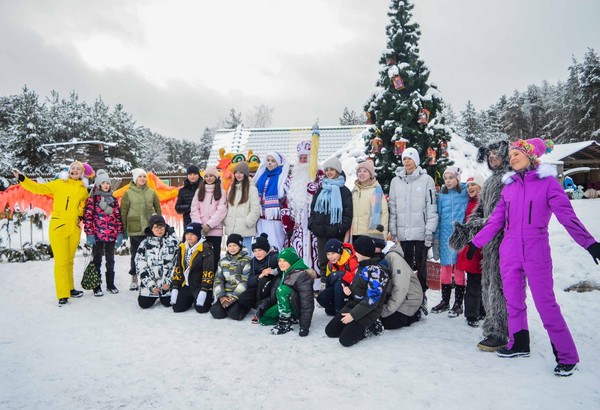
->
[449, 140, 509, 342]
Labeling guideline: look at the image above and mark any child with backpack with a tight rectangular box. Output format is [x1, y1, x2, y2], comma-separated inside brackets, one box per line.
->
[83, 169, 123, 296]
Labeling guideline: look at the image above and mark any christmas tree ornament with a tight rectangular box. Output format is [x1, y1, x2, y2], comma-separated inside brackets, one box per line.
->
[394, 138, 408, 156]
[366, 111, 376, 125]
[371, 131, 383, 154]
[418, 109, 430, 126]
[392, 75, 405, 90]
[427, 146, 437, 165]
[386, 56, 396, 65]
[440, 141, 449, 158]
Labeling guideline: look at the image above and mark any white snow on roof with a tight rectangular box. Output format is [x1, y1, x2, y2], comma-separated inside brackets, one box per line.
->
[541, 141, 599, 162]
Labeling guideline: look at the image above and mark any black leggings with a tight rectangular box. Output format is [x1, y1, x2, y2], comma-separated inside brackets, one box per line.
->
[400, 240, 429, 292]
[325, 313, 367, 347]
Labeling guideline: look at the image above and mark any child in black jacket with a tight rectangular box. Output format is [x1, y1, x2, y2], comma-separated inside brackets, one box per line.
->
[170, 222, 215, 313]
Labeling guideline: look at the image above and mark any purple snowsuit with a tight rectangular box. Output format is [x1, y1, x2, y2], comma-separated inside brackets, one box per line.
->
[472, 164, 596, 365]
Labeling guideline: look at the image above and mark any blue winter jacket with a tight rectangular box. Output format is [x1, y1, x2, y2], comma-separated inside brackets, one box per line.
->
[434, 183, 469, 266]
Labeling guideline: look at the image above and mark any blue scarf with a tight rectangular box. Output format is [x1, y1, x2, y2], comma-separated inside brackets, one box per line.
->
[256, 166, 283, 219]
[314, 177, 345, 225]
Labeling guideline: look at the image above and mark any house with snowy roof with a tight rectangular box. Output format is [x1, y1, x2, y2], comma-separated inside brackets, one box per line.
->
[41, 140, 117, 172]
[207, 125, 370, 166]
[541, 140, 600, 189]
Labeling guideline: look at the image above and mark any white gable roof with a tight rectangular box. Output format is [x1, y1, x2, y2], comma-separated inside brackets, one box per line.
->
[207, 125, 369, 166]
[541, 141, 599, 163]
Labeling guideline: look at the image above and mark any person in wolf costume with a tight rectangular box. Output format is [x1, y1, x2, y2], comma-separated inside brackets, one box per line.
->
[449, 140, 510, 351]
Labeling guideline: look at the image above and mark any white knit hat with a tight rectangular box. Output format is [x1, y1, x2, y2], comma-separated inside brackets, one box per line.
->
[132, 168, 146, 182]
[401, 148, 420, 166]
[466, 173, 485, 188]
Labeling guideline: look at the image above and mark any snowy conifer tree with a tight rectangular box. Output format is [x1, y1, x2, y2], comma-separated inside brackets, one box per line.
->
[363, 0, 453, 190]
[7, 87, 52, 174]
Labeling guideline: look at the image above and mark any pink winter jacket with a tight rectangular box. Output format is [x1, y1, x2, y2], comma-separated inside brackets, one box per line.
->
[190, 184, 228, 237]
[473, 164, 596, 250]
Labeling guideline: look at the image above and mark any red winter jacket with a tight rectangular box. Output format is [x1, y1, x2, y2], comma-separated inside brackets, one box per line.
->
[324, 243, 359, 285]
[456, 197, 482, 273]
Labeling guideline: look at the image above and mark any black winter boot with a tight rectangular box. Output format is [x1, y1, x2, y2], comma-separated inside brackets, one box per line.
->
[448, 285, 465, 318]
[431, 284, 452, 314]
[271, 316, 293, 335]
[497, 330, 531, 358]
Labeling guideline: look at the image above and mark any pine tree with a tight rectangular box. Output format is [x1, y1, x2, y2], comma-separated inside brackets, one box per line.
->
[579, 48, 600, 139]
[7, 86, 53, 174]
[459, 101, 483, 146]
[199, 127, 215, 160]
[223, 108, 243, 129]
[363, 0, 452, 190]
[339, 107, 366, 125]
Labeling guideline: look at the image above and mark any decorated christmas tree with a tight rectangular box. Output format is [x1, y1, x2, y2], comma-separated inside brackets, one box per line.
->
[364, 0, 453, 191]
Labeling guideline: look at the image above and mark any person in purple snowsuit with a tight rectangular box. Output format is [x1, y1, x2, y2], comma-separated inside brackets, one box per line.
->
[467, 138, 600, 377]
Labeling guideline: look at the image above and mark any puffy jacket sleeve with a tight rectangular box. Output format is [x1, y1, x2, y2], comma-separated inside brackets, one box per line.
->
[231, 257, 251, 299]
[83, 196, 96, 236]
[171, 247, 185, 290]
[135, 239, 157, 291]
[547, 177, 597, 249]
[245, 185, 261, 228]
[205, 190, 228, 229]
[338, 187, 353, 236]
[425, 175, 438, 237]
[189, 190, 201, 223]
[19, 176, 55, 196]
[388, 178, 397, 239]
[152, 190, 162, 215]
[213, 263, 225, 299]
[472, 194, 507, 249]
[381, 192, 389, 235]
[113, 201, 124, 234]
[381, 254, 413, 318]
[201, 242, 216, 292]
[175, 188, 189, 215]
[295, 272, 315, 330]
[120, 192, 130, 232]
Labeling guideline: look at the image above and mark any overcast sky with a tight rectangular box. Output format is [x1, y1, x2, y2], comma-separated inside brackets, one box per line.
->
[1, 0, 599, 141]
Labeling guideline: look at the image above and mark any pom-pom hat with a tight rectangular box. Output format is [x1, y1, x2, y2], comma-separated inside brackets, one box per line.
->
[510, 138, 554, 165]
[252, 233, 270, 252]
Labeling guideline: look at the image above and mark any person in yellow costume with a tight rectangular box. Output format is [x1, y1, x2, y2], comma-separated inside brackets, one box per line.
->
[13, 161, 90, 306]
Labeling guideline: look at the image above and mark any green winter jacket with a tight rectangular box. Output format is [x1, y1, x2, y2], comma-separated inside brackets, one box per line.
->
[120, 182, 162, 236]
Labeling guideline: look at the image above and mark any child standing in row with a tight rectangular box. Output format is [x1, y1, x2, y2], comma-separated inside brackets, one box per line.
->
[83, 169, 123, 296]
[455, 174, 486, 327]
[432, 166, 469, 316]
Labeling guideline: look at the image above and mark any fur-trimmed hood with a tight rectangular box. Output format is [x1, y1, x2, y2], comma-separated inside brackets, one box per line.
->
[503, 163, 557, 185]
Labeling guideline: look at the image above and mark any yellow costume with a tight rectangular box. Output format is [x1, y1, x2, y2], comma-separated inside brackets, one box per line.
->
[20, 176, 89, 300]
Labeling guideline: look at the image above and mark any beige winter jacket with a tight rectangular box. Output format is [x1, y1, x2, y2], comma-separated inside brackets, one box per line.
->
[351, 179, 389, 237]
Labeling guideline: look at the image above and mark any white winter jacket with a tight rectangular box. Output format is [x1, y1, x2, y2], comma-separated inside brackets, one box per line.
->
[223, 182, 261, 237]
[388, 166, 438, 241]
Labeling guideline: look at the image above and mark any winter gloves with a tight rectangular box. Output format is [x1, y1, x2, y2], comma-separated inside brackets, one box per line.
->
[170, 289, 179, 305]
[588, 242, 600, 264]
[86, 235, 96, 246]
[432, 240, 440, 260]
[424, 233, 433, 248]
[115, 234, 123, 248]
[466, 242, 478, 260]
[196, 291, 207, 306]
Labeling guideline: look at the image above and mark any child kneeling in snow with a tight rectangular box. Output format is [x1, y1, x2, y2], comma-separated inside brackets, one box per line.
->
[316, 239, 358, 316]
[325, 236, 389, 347]
[210, 234, 252, 320]
[170, 222, 215, 313]
[257, 247, 315, 337]
[136, 215, 179, 309]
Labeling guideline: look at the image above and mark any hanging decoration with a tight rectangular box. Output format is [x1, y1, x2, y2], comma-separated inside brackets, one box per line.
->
[371, 130, 383, 154]
[386, 56, 396, 66]
[427, 147, 437, 165]
[394, 137, 409, 156]
[440, 141, 449, 158]
[392, 74, 405, 90]
[418, 109, 430, 126]
[365, 111, 376, 125]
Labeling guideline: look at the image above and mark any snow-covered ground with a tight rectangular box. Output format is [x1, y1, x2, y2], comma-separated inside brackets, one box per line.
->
[1, 200, 599, 409]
